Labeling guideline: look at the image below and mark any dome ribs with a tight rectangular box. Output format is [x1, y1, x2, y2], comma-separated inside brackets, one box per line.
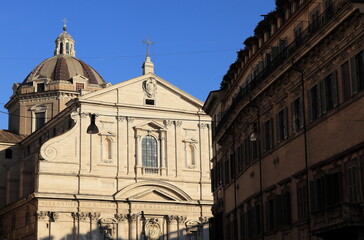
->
[52, 56, 70, 80]
[78, 59, 100, 84]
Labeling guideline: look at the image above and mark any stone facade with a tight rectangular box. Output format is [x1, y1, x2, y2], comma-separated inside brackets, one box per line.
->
[204, 0, 364, 240]
[0, 26, 212, 240]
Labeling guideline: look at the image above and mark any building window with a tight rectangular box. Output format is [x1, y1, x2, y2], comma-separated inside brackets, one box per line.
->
[224, 161, 229, 185]
[37, 83, 45, 92]
[76, 83, 84, 91]
[60, 42, 64, 54]
[292, 97, 303, 132]
[230, 153, 236, 179]
[145, 99, 155, 105]
[142, 135, 158, 167]
[341, 61, 351, 101]
[310, 8, 320, 32]
[263, 119, 273, 152]
[308, 72, 338, 122]
[297, 183, 308, 220]
[351, 50, 364, 94]
[347, 164, 359, 202]
[321, 72, 338, 113]
[309, 84, 320, 121]
[276, 108, 288, 143]
[5, 149, 13, 159]
[294, 25, 303, 44]
[35, 112, 46, 130]
[66, 43, 70, 54]
[265, 197, 275, 231]
[310, 172, 342, 211]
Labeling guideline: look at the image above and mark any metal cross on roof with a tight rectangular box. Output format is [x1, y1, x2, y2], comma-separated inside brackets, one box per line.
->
[142, 37, 154, 57]
[63, 18, 68, 31]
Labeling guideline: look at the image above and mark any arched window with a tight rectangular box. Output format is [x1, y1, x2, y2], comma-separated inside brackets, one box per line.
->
[66, 43, 70, 54]
[103, 138, 112, 160]
[60, 42, 63, 54]
[142, 136, 157, 167]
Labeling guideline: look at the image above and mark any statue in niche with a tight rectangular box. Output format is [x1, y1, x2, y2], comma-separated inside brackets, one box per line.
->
[143, 78, 157, 98]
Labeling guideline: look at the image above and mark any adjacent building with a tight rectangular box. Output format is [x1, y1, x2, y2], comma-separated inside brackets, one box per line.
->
[204, 0, 364, 239]
[0, 23, 212, 240]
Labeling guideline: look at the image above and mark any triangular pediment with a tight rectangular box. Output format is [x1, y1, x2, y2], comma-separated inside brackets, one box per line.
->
[78, 73, 204, 112]
[128, 188, 179, 201]
[134, 121, 166, 131]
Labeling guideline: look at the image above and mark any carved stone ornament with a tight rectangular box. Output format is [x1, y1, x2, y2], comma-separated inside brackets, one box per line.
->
[174, 121, 182, 127]
[167, 215, 178, 223]
[72, 212, 89, 221]
[89, 212, 101, 220]
[49, 212, 60, 221]
[114, 213, 128, 222]
[34, 211, 49, 220]
[143, 77, 157, 98]
[116, 116, 125, 122]
[178, 216, 187, 223]
[145, 218, 161, 240]
[128, 213, 139, 222]
[199, 216, 208, 223]
[164, 120, 174, 128]
[198, 123, 208, 129]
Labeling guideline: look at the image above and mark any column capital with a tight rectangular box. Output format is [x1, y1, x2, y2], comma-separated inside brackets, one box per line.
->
[72, 212, 89, 221]
[167, 215, 178, 223]
[115, 213, 128, 222]
[128, 213, 139, 222]
[89, 212, 101, 220]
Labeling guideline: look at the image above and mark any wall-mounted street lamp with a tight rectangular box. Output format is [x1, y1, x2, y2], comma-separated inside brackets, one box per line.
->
[87, 114, 99, 134]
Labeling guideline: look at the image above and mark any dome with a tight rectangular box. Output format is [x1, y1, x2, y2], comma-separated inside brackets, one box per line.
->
[22, 54, 106, 85]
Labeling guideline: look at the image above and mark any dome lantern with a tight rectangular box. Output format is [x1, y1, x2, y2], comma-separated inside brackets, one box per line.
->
[54, 18, 76, 57]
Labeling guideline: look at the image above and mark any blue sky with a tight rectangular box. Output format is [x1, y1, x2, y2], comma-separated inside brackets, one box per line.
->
[0, 0, 276, 130]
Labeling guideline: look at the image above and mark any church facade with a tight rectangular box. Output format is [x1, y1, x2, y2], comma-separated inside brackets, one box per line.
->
[0, 24, 212, 240]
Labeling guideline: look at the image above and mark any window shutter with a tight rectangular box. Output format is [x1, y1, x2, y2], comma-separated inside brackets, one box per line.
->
[299, 97, 304, 129]
[320, 80, 327, 114]
[271, 46, 280, 60]
[308, 90, 313, 122]
[270, 119, 274, 149]
[291, 101, 296, 133]
[283, 108, 288, 139]
[332, 71, 338, 107]
[275, 113, 280, 143]
[316, 84, 322, 117]
[351, 57, 358, 94]
[310, 181, 317, 212]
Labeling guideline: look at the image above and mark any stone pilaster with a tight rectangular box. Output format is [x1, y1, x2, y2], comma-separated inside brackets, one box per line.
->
[115, 213, 129, 240]
[128, 213, 139, 240]
[167, 215, 178, 240]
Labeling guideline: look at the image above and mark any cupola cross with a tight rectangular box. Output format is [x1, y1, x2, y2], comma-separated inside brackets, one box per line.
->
[63, 18, 68, 31]
[143, 37, 154, 57]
